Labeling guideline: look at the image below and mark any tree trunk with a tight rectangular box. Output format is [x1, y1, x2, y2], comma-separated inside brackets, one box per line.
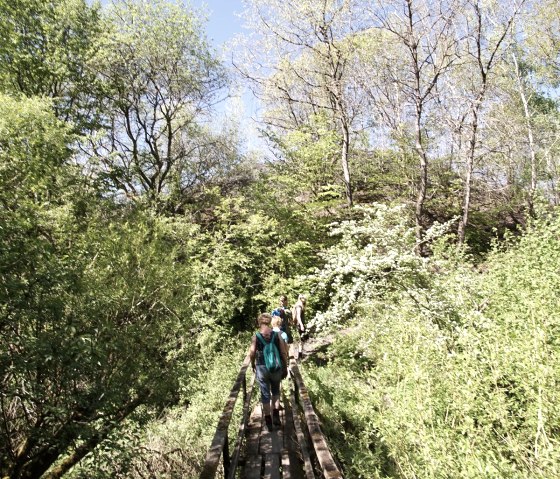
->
[414, 110, 428, 255]
[43, 395, 146, 479]
[340, 119, 353, 207]
[512, 52, 537, 216]
[458, 105, 480, 244]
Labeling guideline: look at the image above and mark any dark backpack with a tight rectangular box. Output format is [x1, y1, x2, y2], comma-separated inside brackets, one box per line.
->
[256, 331, 283, 373]
[283, 308, 293, 329]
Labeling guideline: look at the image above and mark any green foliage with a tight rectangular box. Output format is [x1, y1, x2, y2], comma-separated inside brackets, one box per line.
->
[0, 94, 234, 477]
[0, 93, 73, 196]
[0, 0, 102, 129]
[0, 197, 201, 477]
[264, 113, 344, 210]
[302, 208, 560, 478]
[69, 340, 248, 478]
[4, 0, 560, 477]
[86, 0, 229, 205]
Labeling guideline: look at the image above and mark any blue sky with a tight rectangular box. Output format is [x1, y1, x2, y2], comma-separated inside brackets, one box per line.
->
[195, 0, 245, 49]
[192, 1, 262, 148]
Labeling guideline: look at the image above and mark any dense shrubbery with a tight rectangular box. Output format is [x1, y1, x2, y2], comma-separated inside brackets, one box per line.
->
[2, 0, 560, 477]
[68, 342, 248, 478]
[303, 209, 560, 478]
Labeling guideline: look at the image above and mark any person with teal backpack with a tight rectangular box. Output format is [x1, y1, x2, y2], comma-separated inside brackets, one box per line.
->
[250, 313, 289, 431]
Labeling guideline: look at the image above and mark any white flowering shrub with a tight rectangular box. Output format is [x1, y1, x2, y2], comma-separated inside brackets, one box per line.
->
[304, 211, 560, 478]
[308, 204, 454, 332]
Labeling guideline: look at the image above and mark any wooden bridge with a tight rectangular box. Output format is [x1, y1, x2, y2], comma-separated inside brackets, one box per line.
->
[199, 347, 343, 479]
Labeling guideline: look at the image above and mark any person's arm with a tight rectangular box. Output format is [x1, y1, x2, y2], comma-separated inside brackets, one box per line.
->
[275, 334, 289, 375]
[249, 335, 257, 371]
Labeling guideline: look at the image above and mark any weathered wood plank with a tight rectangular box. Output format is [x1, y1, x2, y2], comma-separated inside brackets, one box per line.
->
[259, 423, 273, 454]
[289, 343, 299, 362]
[244, 455, 262, 479]
[290, 361, 343, 479]
[271, 428, 283, 454]
[282, 392, 296, 452]
[228, 371, 257, 479]
[281, 450, 292, 479]
[288, 450, 306, 479]
[246, 403, 263, 454]
[290, 387, 315, 479]
[200, 352, 251, 479]
[263, 453, 281, 479]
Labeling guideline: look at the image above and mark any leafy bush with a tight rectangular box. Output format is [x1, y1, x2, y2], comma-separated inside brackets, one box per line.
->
[303, 208, 560, 478]
[307, 204, 453, 332]
[70, 340, 249, 478]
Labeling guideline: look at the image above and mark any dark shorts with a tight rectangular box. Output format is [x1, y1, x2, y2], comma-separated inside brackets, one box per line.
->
[255, 365, 282, 403]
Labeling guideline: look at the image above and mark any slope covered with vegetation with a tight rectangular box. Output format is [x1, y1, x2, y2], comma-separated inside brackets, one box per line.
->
[1, 0, 559, 478]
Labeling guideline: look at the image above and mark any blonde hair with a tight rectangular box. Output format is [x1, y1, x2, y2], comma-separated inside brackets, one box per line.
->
[258, 313, 272, 326]
[271, 316, 282, 328]
[297, 294, 306, 304]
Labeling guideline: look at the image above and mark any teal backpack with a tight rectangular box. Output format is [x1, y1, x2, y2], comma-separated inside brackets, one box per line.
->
[256, 331, 282, 373]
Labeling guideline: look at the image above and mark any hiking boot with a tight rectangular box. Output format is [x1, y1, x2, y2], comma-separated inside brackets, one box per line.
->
[265, 414, 273, 431]
[273, 409, 281, 427]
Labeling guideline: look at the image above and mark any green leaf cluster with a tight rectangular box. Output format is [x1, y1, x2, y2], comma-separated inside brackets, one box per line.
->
[302, 209, 560, 478]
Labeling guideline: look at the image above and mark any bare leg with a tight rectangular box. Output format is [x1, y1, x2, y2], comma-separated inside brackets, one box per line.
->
[262, 402, 271, 416]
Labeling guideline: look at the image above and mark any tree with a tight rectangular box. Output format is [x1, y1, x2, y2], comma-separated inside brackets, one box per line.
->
[0, 93, 203, 478]
[525, 0, 560, 83]
[85, 0, 229, 209]
[236, 0, 367, 207]
[0, 0, 102, 129]
[368, 0, 461, 252]
[454, 0, 525, 243]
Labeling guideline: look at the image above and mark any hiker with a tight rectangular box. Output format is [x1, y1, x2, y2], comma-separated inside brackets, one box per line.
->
[250, 313, 289, 430]
[271, 314, 289, 344]
[272, 294, 293, 343]
[293, 294, 307, 340]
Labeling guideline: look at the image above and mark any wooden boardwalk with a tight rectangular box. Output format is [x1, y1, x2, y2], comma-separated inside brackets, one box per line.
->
[200, 348, 343, 479]
[241, 389, 305, 479]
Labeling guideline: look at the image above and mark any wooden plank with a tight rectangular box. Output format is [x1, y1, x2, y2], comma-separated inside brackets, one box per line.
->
[200, 352, 251, 479]
[290, 387, 315, 479]
[260, 416, 283, 455]
[281, 451, 292, 479]
[228, 371, 257, 479]
[244, 455, 262, 479]
[288, 450, 306, 479]
[289, 343, 299, 362]
[282, 391, 296, 452]
[259, 420, 272, 454]
[263, 453, 281, 479]
[282, 392, 304, 479]
[270, 428, 283, 454]
[290, 361, 343, 479]
[288, 343, 295, 360]
[246, 403, 263, 454]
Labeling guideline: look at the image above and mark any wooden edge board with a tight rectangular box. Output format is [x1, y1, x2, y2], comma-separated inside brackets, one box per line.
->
[281, 389, 296, 452]
[281, 450, 292, 479]
[228, 370, 257, 479]
[290, 360, 343, 479]
[200, 351, 252, 479]
[289, 386, 315, 479]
